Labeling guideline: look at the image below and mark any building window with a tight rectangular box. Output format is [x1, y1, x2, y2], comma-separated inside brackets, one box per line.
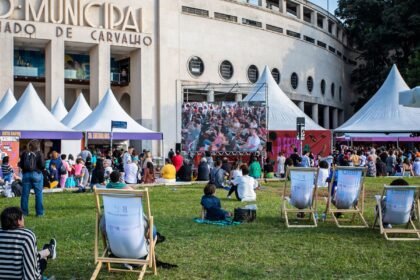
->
[188, 56, 204, 77]
[182, 6, 209, 17]
[328, 20, 334, 33]
[286, 1, 298, 17]
[321, 79, 326, 95]
[339, 86, 342, 101]
[291, 72, 298, 89]
[247, 65, 259, 83]
[329, 46, 336, 53]
[286, 30, 301, 39]
[331, 83, 335, 98]
[214, 12, 237, 23]
[304, 35, 315, 44]
[317, 41, 327, 48]
[242, 18, 262, 28]
[219, 60, 234, 80]
[266, 24, 283, 34]
[317, 14, 325, 28]
[303, 8, 313, 23]
[307, 76, 314, 93]
[271, 68, 280, 84]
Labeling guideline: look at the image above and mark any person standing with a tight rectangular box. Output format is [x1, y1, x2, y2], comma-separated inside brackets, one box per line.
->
[171, 150, 184, 172]
[276, 151, 286, 178]
[19, 140, 45, 216]
[249, 157, 262, 179]
[123, 146, 134, 167]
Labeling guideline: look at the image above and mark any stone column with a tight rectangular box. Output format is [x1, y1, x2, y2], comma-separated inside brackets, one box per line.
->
[298, 3, 303, 19]
[0, 35, 14, 99]
[339, 110, 345, 125]
[89, 43, 110, 108]
[323, 106, 330, 129]
[45, 39, 65, 109]
[261, 0, 267, 8]
[130, 49, 142, 120]
[235, 93, 243, 102]
[311, 103, 318, 123]
[281, 0, 287, 14]
[297, 101, 304, 111]
[332, 108, 338, 128]
[207, 90, 215, 102]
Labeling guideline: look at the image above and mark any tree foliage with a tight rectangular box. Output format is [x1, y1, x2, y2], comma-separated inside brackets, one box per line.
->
[336, 0, 420, 110]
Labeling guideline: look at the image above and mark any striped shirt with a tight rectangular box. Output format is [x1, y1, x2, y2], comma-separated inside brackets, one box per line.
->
[1, 163, 13, 177]
[0, 228, 42, 280]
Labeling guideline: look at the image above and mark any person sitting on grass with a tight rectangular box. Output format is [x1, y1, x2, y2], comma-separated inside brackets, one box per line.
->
[106, 171, 132, 189]
[201, 183, 231, 221]
[227, 165, 257, 201]
[0, 206, 57, 279]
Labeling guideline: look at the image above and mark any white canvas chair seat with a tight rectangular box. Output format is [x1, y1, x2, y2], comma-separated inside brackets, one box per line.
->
[281, 167, 318, 228]
[373, 185, 420, 241]
[92, 188, 157, 280]
[103, 196, 149, 259]
[325, 167, 368, 228]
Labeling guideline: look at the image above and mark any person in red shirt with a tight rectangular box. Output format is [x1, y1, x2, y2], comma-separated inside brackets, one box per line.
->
[171, 150, 184, 172]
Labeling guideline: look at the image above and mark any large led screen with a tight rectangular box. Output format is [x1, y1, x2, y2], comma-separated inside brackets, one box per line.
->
[181, 102, 267, 153]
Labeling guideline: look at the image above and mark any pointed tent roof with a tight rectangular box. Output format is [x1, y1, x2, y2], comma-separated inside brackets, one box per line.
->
[399, 86, 420, 108]
[0, 89, 17, 119]
[243, 65, 326, 130]
[61, 93, 92, 128]
[51, 97, 68, 121]
[335, 65, 420, 133]
[0, 84, 81, 139]
[74, 89, 162, 140]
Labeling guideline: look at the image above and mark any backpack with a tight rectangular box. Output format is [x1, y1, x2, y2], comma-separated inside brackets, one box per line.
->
[59, 163, 67, 175]
[23, 152, 37, 171]
[11, 180, 23, 197]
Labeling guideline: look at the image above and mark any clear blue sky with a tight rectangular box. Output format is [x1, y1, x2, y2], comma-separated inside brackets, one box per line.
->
[309, 0, 339, 14]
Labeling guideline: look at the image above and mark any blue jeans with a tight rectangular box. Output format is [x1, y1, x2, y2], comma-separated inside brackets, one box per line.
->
[3, 173, 12, 183]
[21, 171, 44, 216]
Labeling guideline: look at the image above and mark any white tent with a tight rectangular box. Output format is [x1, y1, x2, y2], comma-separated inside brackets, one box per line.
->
[61, 93, 92, 128]
[0, 84, 81, 139]
[399, 86, 420, 108]
[51, 97, 68, 121]
[243, 65, 326, 130]
[335, 65, 420, 133]
[0, 89, 17, 119]
[74, 89, 162, 140]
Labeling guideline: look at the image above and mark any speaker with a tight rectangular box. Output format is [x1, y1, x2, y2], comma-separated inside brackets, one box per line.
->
[266, 142, 272, 152]
[175, 143, 182, 152]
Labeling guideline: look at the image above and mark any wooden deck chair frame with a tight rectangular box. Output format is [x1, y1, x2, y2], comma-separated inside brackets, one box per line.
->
[281, 167, 319, 228]
[324, 166, 368, 228]
[91, 188, 157, 280]
[372, 185, 420, 241]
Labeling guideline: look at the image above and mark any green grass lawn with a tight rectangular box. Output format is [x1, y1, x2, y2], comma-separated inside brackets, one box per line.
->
[1, 177, 420, 279]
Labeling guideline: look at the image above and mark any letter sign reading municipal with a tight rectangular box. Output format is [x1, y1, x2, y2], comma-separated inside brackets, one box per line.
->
[111, 121, 127, 129]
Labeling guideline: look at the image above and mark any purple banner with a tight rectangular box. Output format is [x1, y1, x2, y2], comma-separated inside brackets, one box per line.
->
[86, 132, 163, 140]
[1, 130, 83, 140]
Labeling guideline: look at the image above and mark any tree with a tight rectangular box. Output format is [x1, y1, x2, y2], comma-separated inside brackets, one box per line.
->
[336, 0, 420, 110]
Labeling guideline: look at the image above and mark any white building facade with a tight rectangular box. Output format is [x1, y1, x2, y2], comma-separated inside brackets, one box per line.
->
[0, 0, 356, 154]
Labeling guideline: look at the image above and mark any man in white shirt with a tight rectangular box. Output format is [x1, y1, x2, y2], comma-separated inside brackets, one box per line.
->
[229, 165, 257, 201]
[239, 128, 261, 152]
[123, 146, 134, 167]
[124, 158, 139, 184]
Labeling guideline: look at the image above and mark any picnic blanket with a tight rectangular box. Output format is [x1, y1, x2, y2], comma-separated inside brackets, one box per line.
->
[193, 218, 241, 226]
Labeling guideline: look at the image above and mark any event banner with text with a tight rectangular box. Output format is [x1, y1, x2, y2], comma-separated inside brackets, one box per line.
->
[182, 102, 267, 153]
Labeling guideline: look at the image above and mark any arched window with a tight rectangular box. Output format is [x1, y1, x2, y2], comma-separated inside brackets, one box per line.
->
[219, 60, 234, 80]
[271, 68, 280, 84]
[291, 72, 298, 89]
[320, 79, 326, 95]
[247, 65, 259, 83]
[188, 56, 205, 77]
[307, 76, 314, 93]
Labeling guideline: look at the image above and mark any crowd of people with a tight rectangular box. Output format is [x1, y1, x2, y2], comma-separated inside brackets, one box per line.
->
[181, 102, 267, 153]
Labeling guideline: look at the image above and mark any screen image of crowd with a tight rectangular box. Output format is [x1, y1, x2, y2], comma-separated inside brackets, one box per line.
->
[182, 102, 267, 153]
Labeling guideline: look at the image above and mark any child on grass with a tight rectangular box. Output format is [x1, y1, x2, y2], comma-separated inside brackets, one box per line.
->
[201, 183, 231, 221]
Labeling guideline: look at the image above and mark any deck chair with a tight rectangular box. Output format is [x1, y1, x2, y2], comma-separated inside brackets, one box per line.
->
[324, 166, 368, 228]
[373, 185, 420, 241]
[91, 188, 157, 280]
[281, 167, 319, 228]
